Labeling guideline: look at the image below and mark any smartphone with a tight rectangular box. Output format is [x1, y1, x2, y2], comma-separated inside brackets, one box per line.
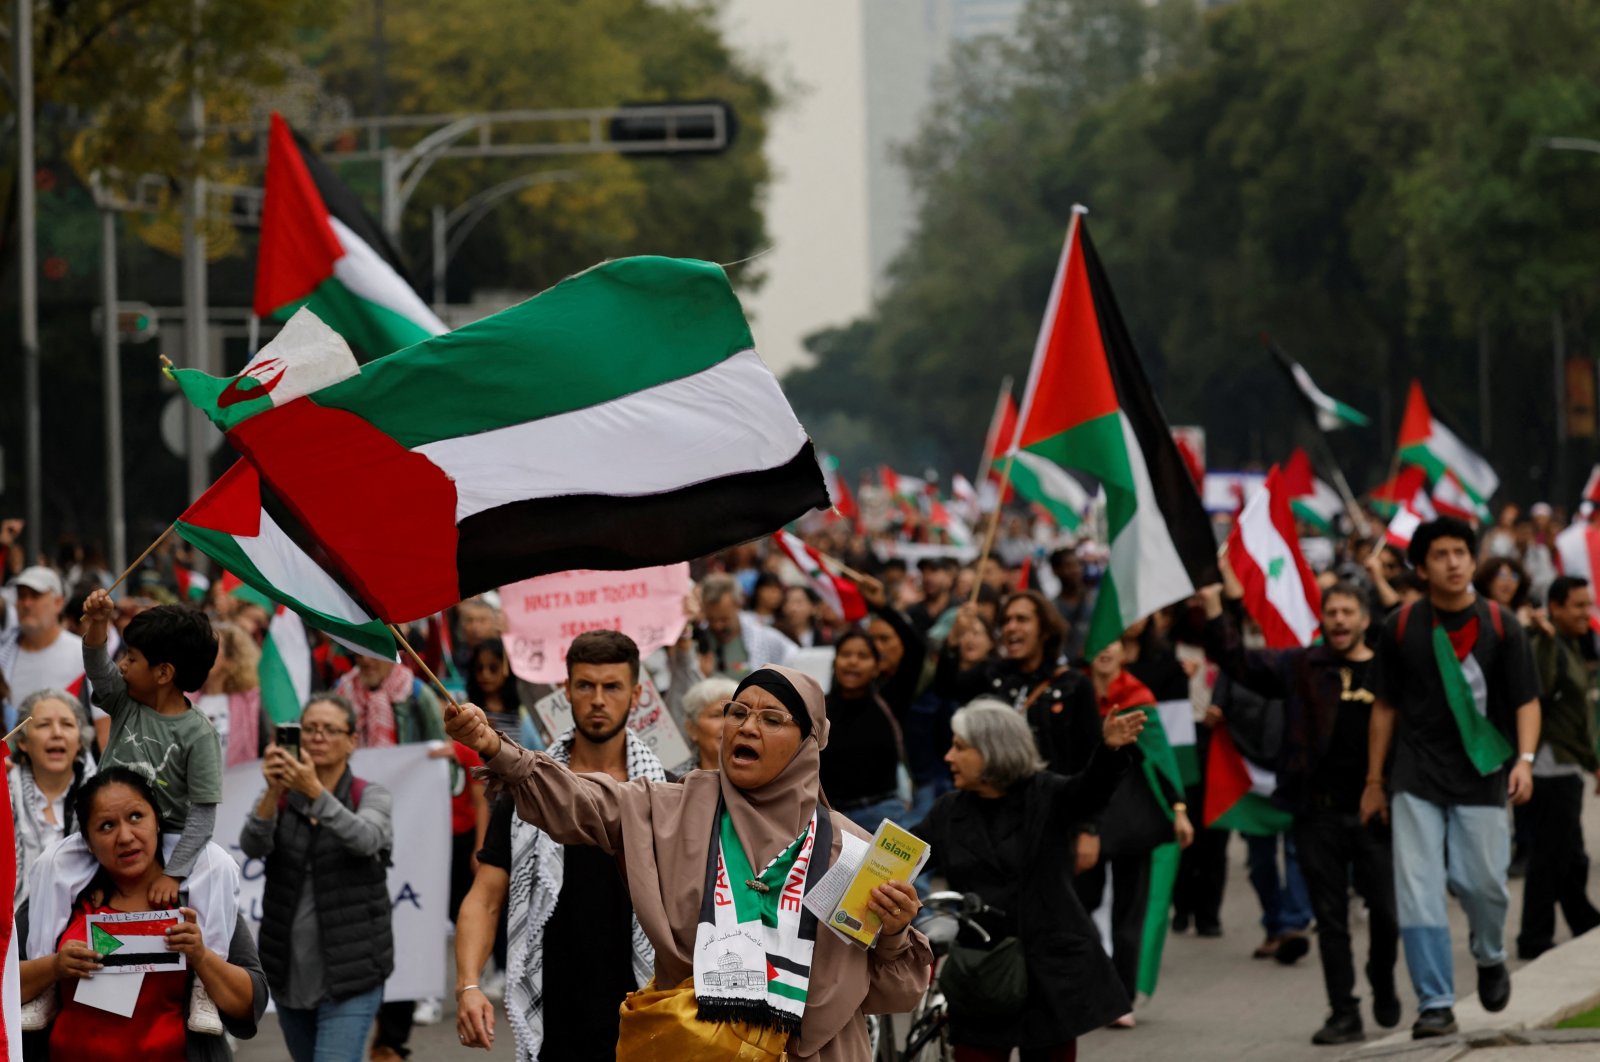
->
[276, 724, 301, 760]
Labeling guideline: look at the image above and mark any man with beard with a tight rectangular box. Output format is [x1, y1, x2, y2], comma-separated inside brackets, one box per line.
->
[1200, 578, 1400, 1045]
[454, 630, 664, 1061]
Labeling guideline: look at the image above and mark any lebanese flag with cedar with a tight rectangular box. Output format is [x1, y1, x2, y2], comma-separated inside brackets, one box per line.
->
[772, 531, 867, 623]
[1226, 466, 1321, 650]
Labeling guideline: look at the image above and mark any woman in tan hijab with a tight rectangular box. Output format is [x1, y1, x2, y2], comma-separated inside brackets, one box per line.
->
[446, 664, 932, 1060]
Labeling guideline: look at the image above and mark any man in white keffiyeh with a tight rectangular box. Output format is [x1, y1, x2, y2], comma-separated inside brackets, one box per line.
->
[454, 631, 667, 1060]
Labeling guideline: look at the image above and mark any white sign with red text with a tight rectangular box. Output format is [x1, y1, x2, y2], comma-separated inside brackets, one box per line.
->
[500, 565, 691, 684]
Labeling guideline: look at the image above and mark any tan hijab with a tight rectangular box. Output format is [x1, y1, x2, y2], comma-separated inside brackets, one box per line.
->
[493, 664, 925, 1059]
[718, 665, 831, 867]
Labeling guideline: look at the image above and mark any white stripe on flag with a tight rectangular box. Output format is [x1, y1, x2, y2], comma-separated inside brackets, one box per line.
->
[1013, 449, 1090, 513]
[1236, 487, 1319, 647]
[236, 507, 381, 628]
[1156, 700, 1195, 749]
[1426, 417, 1499, 500]
[414, 350, 808, 523]
[1, 920, 16, 1062]
[329, 218, 447, 335]
[1244, 758, 1278, 798]
[1108, 413, 1197, 629]
[268, 609, 312, 710]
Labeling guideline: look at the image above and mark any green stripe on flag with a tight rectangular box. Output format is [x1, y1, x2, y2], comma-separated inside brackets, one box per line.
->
[258, 635, 303, 725]
[315, 257, 755, 447]
[1432, 628, 1513, 774]
[768, 982, 808, 1002]
[1009, 452, 1083, 530]
[176, 521, 396, 659]
[1138, 841, 1181, 996]
[1212, 792, 1293, 835]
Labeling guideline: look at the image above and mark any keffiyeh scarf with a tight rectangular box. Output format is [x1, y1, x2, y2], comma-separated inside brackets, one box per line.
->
[337, 664, 413, 747]
[504, 730, 664, 1061]
[692, 799, 832, 1033]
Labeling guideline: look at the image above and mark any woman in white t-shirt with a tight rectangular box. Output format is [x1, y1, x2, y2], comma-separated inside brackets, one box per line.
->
[196, 622, 269, 767]
[8, 688, 95, 905]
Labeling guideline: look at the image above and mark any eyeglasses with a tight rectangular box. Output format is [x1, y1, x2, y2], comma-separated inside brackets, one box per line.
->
[301, 725, 352, 739]
[722, 702, 796, 733]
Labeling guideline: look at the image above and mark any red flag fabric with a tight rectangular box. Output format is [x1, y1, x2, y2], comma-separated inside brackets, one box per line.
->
[0, 745, 20, 1059]
[772, 532, 867, 623]
[1225, 466, 1322, 649]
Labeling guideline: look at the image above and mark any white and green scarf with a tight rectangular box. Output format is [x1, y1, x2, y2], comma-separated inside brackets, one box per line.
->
[693, 801, 833, 1033]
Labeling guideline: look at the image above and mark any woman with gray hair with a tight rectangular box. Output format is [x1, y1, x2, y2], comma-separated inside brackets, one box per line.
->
[8, 688, 95, 904]
[681, 676, 738, 772]
[911, 698, 1145, 1059]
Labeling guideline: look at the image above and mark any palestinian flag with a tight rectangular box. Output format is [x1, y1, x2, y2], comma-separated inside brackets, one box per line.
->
[173, 566, 210, 603]
[1266, 337, 1369, 431]
[179, 464, 397, 659]
[85, 913, 184, 969]
[1434, 616, 1513, 775]
[772, 531, 867, 623]
[1010, 451, 1088, 532]
[0, 747, 19, 1061]
[1431, 469, 1490, 525]
[256, 112, 446, 358]
[979, 379, 1018, 501]
[1203, 720, 1292, 835]
[1397, 381, 1499, 504]
[1156, 697, 1200, 788]
[219, 573, 316, 725]
[1280, 448, 1342, 535]
[1226, 466, 1322, 650]
[175, 256, 829, 625]
[1369, 464, 1429, 520]
[1010, 210, 1216, 656]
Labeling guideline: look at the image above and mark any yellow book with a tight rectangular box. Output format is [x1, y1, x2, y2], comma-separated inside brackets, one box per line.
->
[808, 819, 931, 947]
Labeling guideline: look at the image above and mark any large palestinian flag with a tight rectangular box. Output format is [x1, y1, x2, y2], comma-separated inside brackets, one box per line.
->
[256, 112, 446, 358]
[1397, 381, 1499, 505]
[174, 256, 829, 625]
[1010, 211, 1217, 656]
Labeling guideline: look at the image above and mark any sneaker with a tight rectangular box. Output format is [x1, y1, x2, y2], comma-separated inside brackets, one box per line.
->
[1311, 1011, 1364, 1045]
[1411, 1007, 1457, 1039]
[1367, 960, 1401, 1028]
[1275, 931, 1311, 965]
[412, 997, 443, 1025]
[188, 980, 225, 1035]
[1172, 912, 1191, 933]
[1252, 935, 1281, 959]
[1110, 1012, 1136, 1028]
[1196, 922, 1223, 938]
[1478, 962, 1511, 1012]
[20, 991, 57, 1032]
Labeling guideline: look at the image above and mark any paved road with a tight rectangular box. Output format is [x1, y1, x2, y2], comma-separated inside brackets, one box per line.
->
[237, 811, 1600, 1061]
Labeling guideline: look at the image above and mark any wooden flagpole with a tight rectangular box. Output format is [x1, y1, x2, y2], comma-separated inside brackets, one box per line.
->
[109, 523, 176, 594]
[1, 717, 30, 746]
[969, 452, 1018, 606]
[389, 622, 460, 711]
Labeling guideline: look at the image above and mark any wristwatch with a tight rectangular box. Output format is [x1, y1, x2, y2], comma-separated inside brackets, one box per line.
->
[1519, 752, 1536, 764]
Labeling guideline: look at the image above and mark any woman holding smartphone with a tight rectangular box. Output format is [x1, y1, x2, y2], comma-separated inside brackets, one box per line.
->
[239, 694, 394, 1062]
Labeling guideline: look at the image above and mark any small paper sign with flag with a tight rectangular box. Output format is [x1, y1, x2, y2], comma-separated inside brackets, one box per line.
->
[85, 911, 186, 974]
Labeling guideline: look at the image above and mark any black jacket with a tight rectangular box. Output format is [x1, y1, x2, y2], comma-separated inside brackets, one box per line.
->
[1203, 613, 1372, 813]
[915, 745, 1134, 1047]
[937, 655, 1101, 778]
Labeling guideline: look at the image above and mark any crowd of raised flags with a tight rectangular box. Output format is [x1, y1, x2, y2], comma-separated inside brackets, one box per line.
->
[8, 108, 1600, 1057]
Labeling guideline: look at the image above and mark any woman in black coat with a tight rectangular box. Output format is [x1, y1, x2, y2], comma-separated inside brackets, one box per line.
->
[914, 698, 1145, 1058]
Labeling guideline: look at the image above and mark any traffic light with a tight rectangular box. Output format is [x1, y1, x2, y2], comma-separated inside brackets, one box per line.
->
[609, 101, 736, 157]
[92, 302, 159, 343]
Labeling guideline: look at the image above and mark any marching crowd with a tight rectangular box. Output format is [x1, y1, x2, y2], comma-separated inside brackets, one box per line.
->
[0, 488, 1596, 1060]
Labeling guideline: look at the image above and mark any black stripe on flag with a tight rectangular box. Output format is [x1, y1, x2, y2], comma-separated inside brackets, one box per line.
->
[1077, 219, 1218, 589]
[767, 953, 809, 976]
[454, 443, 830, 602]
[100, 951, 183, 967]
[287, 126, 417, 289]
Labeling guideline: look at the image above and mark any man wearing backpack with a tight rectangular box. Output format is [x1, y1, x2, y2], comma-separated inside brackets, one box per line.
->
[1361, 517, 1541, 1040]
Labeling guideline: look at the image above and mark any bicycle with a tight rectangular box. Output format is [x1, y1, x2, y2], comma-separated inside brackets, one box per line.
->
[895, 890, 1005, 1062]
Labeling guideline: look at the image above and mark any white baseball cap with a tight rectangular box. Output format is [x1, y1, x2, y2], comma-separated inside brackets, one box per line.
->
[10, 566, 64, 596]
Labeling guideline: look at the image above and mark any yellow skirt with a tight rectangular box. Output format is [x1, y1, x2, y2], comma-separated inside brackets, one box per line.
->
[616, 978, 791, 1061]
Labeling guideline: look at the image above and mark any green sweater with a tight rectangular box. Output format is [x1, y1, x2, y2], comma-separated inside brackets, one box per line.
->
[1531, 629, 1600, 771]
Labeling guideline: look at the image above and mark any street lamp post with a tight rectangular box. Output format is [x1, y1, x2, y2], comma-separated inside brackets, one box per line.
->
[429, 170, 579, 315]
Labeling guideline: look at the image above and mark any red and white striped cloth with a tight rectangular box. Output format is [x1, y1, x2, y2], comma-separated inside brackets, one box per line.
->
[772, 531, 867, 623]
[0, 748, 23, 1060]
